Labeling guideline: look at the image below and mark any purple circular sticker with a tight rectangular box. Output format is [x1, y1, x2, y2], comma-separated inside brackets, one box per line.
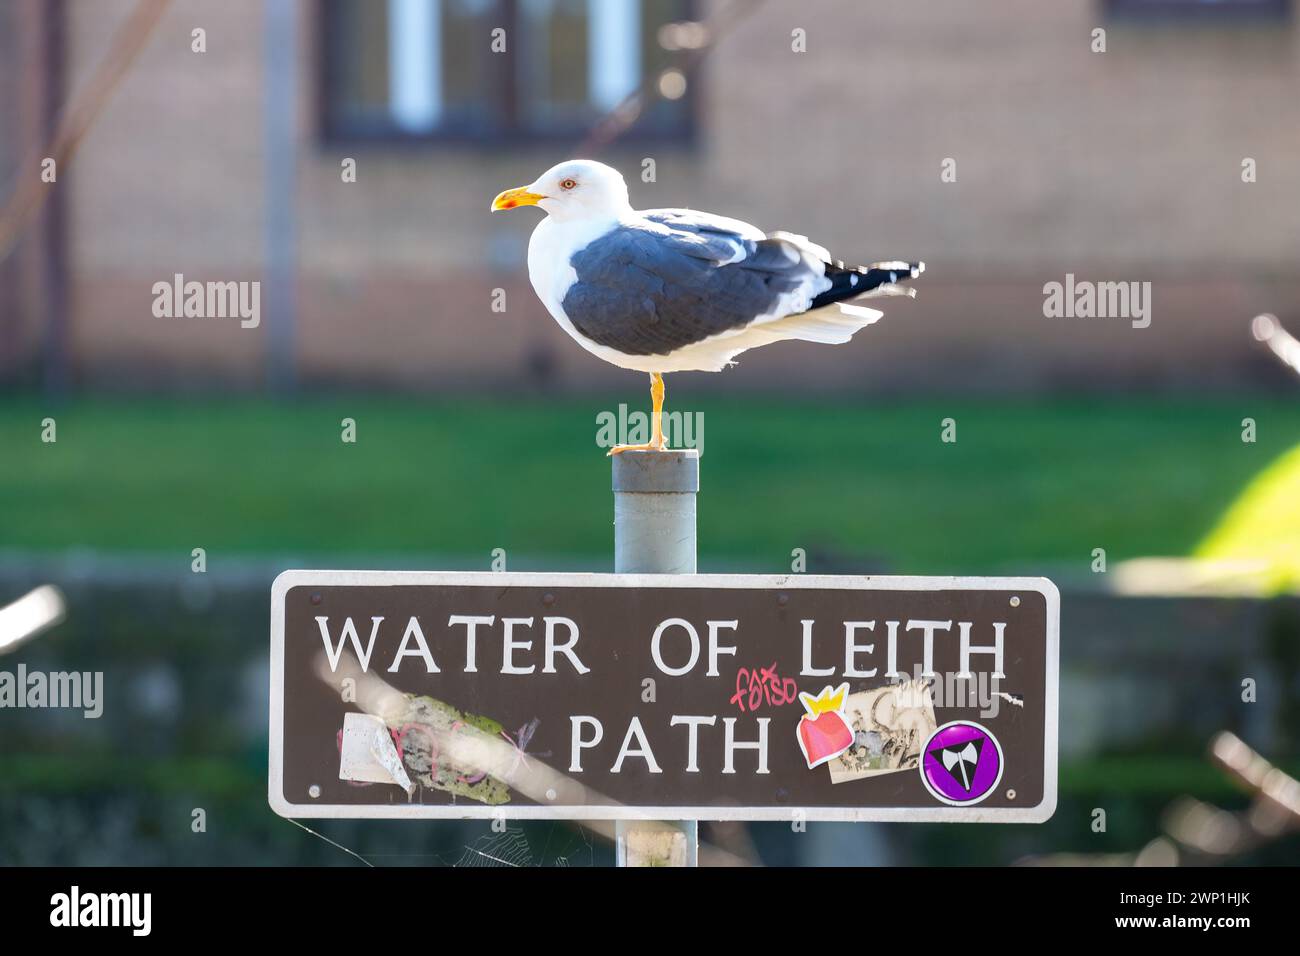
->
[920, 721, 1003, 806]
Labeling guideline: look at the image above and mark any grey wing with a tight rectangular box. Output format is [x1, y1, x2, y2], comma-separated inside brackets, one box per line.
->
[561, 215, 831, 357]
[645, 209, 835, 266]
[640, 208, 767, 245]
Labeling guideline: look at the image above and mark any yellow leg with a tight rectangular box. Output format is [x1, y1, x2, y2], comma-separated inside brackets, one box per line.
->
[608, 373, 668, 455]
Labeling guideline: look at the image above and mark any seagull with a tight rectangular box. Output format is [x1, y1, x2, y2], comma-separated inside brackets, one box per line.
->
[492, 159, 924, 454]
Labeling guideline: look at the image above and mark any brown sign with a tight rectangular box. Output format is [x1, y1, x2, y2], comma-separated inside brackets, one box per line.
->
[269, 572, 1058, 822]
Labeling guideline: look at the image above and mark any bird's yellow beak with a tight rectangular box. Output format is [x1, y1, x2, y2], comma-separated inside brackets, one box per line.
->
[491, 186, 545, 211]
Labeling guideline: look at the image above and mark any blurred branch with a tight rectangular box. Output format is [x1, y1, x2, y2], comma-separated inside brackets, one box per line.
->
[0, 0, 172, 261]
[0, 585, 66, 654]
[574, 0, 767, 156]
[1022, 731, 1299, 867]
[1252, 313, 1300, 382]
[1208, 730, 1300, 834]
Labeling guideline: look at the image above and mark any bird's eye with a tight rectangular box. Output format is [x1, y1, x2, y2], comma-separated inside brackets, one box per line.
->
[560, 178, 577, 190]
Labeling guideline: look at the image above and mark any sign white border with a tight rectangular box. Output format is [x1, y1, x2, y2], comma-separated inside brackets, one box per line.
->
[269, 571, 1059, 824]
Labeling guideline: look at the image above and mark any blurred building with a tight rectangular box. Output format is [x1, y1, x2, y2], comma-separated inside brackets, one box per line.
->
[2, 0, 1299, 393]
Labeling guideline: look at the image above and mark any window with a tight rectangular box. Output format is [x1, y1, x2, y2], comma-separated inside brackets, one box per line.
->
[320, 0, 696, 143]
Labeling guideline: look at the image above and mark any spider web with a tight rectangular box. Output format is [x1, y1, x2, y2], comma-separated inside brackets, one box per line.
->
[453, 823, 593, 867]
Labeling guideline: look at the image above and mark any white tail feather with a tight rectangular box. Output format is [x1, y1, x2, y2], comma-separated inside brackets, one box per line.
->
[850, 283, 917, 300]
[751, 302, 884, 345]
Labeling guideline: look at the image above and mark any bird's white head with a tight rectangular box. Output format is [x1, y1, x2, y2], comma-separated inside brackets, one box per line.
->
[491, 159, 631, 223]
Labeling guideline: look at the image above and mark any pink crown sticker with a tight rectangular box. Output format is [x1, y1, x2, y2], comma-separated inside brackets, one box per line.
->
[796, 682, 855, 769]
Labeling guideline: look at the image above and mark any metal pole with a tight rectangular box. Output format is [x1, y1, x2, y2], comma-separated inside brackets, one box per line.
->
[39, 0, 69, 400]
[263, 0, 298, 393]
[612, 449, 700, 866]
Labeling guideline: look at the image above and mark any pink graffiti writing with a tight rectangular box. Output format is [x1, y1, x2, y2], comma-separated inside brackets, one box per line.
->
[730, 663, 798, 713]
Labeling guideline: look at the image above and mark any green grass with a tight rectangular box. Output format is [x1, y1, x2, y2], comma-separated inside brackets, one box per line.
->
[3, 395, 1297, 572]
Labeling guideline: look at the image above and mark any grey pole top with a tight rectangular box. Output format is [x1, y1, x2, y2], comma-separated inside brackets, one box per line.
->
[612, 449, 699, 577]
[611, 449, 700, 494]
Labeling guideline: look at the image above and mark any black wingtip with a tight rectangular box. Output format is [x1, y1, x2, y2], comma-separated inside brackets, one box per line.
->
[810, 259, 925, 309]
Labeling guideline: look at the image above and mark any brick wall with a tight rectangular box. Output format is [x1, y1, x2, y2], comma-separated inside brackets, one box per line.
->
[7, 0, 1299, 392]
